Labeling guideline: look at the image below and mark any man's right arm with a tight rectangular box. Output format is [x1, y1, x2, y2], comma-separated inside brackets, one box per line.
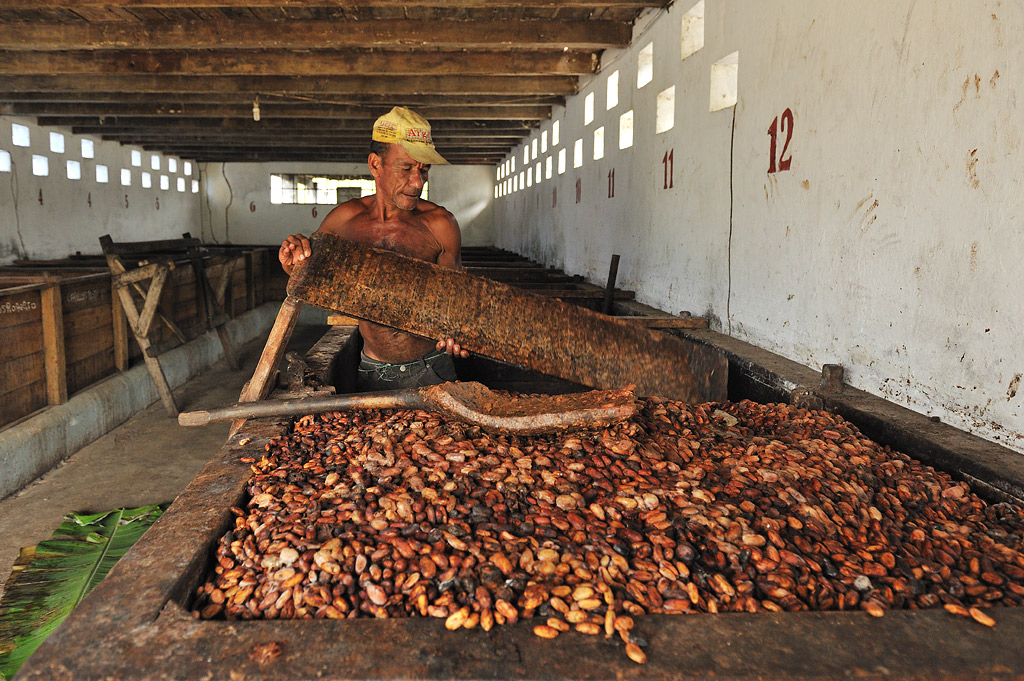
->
[278, 233, 311, 275]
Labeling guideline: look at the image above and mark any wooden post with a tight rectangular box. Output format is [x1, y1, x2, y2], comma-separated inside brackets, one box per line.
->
[231, 296, 303, 435]
[111, 279, 130, 371]
[602, 253, 620, 316]
[40, 281, 68, 405]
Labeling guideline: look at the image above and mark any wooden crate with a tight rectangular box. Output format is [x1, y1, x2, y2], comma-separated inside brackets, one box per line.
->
[0, 282, 53, 428]
[56, 273, 117, 395]
[0, 271, 120, 403]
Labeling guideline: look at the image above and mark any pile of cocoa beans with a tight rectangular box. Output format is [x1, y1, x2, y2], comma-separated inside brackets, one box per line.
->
[193, 398, 1024, 665]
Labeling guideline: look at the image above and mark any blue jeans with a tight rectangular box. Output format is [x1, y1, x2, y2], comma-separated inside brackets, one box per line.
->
[356, 349, 457, 392]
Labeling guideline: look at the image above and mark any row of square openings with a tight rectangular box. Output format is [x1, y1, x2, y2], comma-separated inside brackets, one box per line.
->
[575, 1, 733, 126]
[495, 0, 735, 192]
[0, 151, 199, 192]
[5, 123, 193, 174]
[493, 106, 637, 197]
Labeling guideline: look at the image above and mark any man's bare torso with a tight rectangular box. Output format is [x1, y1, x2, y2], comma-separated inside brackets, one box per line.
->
[318, 195, 457, 363]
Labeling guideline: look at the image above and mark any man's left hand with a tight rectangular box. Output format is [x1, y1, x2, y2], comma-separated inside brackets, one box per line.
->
[436, 338, 469, 358]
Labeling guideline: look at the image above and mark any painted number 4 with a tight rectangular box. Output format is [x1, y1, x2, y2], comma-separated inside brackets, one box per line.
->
[767, 108, 794, 173]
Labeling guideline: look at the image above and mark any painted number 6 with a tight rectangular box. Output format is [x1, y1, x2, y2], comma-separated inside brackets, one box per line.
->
[767, 108, 794, 173]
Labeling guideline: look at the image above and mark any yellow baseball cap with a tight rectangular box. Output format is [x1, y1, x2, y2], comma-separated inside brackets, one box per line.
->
[372, 106, 450, 165]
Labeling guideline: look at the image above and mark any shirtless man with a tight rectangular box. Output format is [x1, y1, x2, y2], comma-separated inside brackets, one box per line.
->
[278, 106, 469, 391]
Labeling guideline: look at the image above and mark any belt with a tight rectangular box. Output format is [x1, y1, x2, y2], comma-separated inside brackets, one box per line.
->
[357, 349, 446, 382]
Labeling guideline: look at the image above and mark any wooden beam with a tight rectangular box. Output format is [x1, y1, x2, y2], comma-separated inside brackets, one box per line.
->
[183, 153, 503, 163]
[40, 282, 68, 406]
[1, 1, 664, 7]
[100, 131, 528, 143]
[146, 143, 511, 153]
[4, 102, 552, 120]
[0, 20, 630, 51]
[140, 141, 514, 151]
[53, 117, 535, 131]
[0, 92, 566, 106]
[0, 75, 578, 96]
[0, 49, 598, 77]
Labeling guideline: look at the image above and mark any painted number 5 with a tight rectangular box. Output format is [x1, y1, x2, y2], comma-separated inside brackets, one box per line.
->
[767, 108, 794, 173]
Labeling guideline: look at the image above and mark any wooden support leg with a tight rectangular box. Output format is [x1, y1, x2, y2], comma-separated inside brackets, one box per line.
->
[111, 274, 178, 417]
[231, 296, 302, 435]
[40, 282, 68, 405]
[112, 281, 129, 371]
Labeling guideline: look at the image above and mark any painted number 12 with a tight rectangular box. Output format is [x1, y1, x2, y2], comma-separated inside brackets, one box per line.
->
[767, 108, 794, 173]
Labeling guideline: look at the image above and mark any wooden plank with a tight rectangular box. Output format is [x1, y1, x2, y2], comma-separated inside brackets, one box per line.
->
[0, 20, 629, 51]
[0, 351, 45, 394]
[61, 276, 112, 314]
[0, 381, 46, 429]
[66, 349, 116, 396]
[289, 234, 727, 402]
[528, 288, 635, 299]
[112, 280, 129, 371]
[0, 287, 43, 329]
[0, 321, 46, 361]
[233, 296, 303, 433]
[135, 265, 169, 338]
[0, 50, 598, 77]
[65, 323, 115, 365]
[11, 102, 553, 121]
[616, 315, 710, 329]
[0, 1, 665, 9]
[40, 283, 69, 405]
[64, 303, 113, 338]
[3, 74, 577, 96]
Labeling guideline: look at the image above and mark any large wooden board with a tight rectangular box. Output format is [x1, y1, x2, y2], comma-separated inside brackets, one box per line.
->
[288, 233, 727, 402]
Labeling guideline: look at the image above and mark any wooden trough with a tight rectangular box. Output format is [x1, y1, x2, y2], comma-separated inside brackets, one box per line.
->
[15, 319, 1024, 681]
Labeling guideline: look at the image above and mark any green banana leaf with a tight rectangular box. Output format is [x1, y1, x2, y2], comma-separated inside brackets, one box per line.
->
[0, 505, 164, 680]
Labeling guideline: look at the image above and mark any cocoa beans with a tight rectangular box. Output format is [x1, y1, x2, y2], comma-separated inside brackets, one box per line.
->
[193, 398, 1024, 666]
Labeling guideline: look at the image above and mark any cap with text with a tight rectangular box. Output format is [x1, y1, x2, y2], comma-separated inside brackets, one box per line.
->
[372, 106, 450, 166]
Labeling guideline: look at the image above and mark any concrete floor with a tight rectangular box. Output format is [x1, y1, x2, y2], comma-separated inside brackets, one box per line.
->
[0, 325, 328, 600]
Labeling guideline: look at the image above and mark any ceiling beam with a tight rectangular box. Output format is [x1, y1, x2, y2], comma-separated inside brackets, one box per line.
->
[53, 117, 534, 131]
[0, 49, 598, 77]
[0, 20, 629, 51]
[0, 92, 566, 106]
[0, 75, 578, 96]
[0, 1, 663, 7]
[189, 158, 502, 166]
[3, 102, 552, 120]
[146, 144, 512, 153]
[103, 133, 527, 144]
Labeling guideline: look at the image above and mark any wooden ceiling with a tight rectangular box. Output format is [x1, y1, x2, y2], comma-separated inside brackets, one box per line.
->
[0, 1, 669, 165]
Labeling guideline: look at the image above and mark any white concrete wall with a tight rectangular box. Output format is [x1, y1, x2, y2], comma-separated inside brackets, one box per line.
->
[495, 0, 1024, 454]
[201, 161, 494, 248]
[0, 116, 201, 262]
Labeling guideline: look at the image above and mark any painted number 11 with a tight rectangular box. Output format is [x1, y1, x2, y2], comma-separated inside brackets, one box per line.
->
[662, 149, 674, 189]
[767, 108, 794, 173]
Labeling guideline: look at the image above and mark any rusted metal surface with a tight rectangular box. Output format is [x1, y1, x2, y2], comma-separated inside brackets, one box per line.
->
[180, 381, 637, 435]
[288, 233, 727, 403]
[16, 327, 1024, 681]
